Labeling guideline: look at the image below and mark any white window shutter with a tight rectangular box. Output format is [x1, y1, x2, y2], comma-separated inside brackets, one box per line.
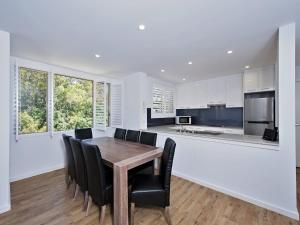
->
[110, 84, 122, 128]
[13, 63, 19, 141]
[94, 82, 106, 129]
[164, 89, 174, 113]
[152, 87, 163, 113]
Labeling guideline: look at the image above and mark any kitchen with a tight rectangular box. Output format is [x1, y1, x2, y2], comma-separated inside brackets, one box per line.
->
[147, 64, 278, 146]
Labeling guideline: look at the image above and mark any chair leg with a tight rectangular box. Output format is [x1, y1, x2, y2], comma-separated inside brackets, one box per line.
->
[86, 196, 92, 217]
[82, 191, 89, 211]
[130, 203, 135, 225]
[99, 205, 106, 225]
[164, 207, 172, 225]
[73, 184, 79, 200]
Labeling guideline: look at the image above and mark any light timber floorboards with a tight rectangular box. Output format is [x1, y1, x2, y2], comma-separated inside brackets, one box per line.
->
[0, 169, 299, 225]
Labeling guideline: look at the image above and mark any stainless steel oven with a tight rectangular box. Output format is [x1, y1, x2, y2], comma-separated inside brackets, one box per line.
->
[176, 116, 191, 125]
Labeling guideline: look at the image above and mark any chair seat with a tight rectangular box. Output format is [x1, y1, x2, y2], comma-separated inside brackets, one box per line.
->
[131, 175, 166, 207]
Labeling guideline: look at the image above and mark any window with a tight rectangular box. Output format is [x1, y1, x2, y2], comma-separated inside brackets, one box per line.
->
[95, 82, 111, 128]
[14, 61, 122, 136]
[18, 67, 48, 134]
[152, 85, 175, 117]
[53, 74, 93, 131]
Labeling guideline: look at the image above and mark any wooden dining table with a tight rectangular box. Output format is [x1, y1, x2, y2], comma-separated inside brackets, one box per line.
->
[84, 136, 163, 225]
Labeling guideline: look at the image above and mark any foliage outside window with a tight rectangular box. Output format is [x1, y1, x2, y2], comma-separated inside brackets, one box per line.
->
[54, 74, 93, 131]
[19, 67, 48, 134]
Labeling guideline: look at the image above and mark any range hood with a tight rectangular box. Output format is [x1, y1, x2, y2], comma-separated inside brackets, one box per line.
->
[207, 103, 226, 107]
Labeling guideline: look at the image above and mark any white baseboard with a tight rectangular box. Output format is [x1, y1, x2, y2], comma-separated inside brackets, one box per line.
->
[0, 204, 11, 214]
[172, 170, 299, 220]
[10, 164, 64, 182]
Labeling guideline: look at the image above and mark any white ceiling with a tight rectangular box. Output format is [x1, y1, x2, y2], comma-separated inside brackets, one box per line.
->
[0, 0, 299, 83]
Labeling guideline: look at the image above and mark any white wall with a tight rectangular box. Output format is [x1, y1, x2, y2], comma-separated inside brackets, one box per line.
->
[0, 30, 11, 213]
[9, 57, 118, 182]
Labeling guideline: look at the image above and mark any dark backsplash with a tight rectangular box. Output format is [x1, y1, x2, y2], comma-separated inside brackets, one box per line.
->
[176, 106, 243, 128]
[147, 106, 243, 128]
[147, 108, 175, 127]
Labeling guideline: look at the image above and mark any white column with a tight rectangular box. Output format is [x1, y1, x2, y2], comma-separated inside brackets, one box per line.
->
[278, 23, 298, 218]
[123, 72, 147, 130]
[0, 30, 11, 213]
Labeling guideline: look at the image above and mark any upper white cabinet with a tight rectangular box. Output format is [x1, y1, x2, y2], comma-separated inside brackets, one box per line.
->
[243, 65, 275, 93]
[176, 74, 243, 109]
[226, 74, 243, 108]
[206, 78, 226, 105]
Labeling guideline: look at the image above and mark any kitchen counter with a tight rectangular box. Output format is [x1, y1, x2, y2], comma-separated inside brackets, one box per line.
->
[147, 125, 279, 148]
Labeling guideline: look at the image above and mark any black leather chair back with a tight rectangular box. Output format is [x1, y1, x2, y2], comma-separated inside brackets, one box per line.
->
[75, 128, 93, 140]
[126, 130, 140, 142]
[62, 134, 76, 180]
[160, 138, 176, 206]
[81, 142, 107, 206]
[69, 137, 88, 192]
[114, 128, 126, 140]
[140, 132, 157, 146]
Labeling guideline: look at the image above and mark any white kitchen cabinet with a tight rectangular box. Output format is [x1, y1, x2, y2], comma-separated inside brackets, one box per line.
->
[243, 65, 275, 93]
[258, 65, 275, 91]
[226, 74, 243, 107]
[176, 84, 188, 108]
[197, 81, 208, 108]
[206, 78, 226, 105]
[243, 69, 259, 93]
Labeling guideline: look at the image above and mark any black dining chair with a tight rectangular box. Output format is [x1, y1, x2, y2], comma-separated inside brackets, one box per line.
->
[132, 132, 158, 175]
[62, 134, 76, 189]
[126, 130, 140, 142]
[130, 138, 176, 225]
[69, 137, 89, 209]
[75, 128, 93, 140]
[114, 128, 127, 140]
[81, 142, 113, 224]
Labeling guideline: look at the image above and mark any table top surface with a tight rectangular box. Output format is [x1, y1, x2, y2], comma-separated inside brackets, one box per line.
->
[84, 137, 162, 167]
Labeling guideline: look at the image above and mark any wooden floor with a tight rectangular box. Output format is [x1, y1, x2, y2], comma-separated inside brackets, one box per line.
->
[0, 169, 300, 225]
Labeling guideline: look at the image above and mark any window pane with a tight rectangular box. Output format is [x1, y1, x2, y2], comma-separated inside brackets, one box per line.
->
[19, 67, 48, 134]
[54, 74, 93, 131]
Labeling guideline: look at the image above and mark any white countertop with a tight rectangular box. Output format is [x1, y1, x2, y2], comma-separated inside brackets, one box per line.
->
[147, 125, 279, 148]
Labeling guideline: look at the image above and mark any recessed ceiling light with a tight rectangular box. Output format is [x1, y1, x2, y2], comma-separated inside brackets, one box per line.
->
[227, 50, 233, 54]
[138, 24, 145, 30]
[182, 78, 186, 81]
[188, 61, 193, 65]
[161, 69, 165, 72]
[95, 54, 101, 58]
[245, 65, 250, 69]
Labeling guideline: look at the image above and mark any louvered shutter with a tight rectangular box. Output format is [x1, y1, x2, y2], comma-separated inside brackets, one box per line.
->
[94, 82, 106, 129]
[152, 87, 164, 113]
[164, 89, 174, 113]
[110, 84, 122, 127]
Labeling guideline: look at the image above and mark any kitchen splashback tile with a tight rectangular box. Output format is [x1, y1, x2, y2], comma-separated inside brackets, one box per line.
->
[176, 106, 243, 128]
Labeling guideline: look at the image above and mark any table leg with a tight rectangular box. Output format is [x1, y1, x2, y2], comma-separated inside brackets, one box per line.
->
[114, 164, 128, 225]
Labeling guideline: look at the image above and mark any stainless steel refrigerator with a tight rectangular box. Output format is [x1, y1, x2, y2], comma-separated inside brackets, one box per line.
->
[244, 97, 275, 136]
